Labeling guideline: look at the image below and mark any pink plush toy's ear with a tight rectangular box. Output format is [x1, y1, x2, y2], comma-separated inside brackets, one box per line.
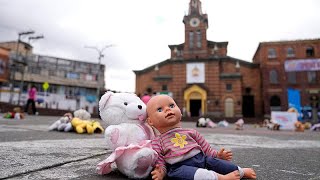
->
[99, 91, 113, 112]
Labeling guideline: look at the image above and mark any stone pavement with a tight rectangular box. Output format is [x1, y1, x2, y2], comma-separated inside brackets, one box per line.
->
[1, 114, 320, 179]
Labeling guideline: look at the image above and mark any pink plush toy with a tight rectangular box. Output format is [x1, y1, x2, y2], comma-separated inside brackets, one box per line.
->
[96, 91, 157, 179]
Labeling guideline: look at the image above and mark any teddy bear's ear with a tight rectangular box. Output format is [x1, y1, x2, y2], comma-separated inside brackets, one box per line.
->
[99, 91, 113, 112]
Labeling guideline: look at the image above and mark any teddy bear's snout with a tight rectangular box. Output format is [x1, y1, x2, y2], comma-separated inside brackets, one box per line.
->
[138, 105, 142, 110]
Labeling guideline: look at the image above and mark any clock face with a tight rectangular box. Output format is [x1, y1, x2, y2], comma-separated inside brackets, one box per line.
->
[189, 18, 200, 27]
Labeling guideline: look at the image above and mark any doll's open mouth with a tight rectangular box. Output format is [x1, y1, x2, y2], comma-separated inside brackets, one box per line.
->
[165, 112, 175, 118]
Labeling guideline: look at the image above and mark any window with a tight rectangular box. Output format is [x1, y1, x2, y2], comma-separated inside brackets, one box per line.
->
[48, 84, 58, 94]
[65, 86, 76, 98]
[162, 85, 168, 91]
[196, 30, 201, 48]
[287, 72, 296, 84]
[226, 84, 232, 91]
[307, 71, 316, 84]
[268, 48, 277, 58]
[189, 31, 194, 49]
[29, 67, 40, 74]
[48, 70, 56, 76]
[286, 47, 295, 58]
[269, 70, 278, 84]
[306, 46, 314, 57]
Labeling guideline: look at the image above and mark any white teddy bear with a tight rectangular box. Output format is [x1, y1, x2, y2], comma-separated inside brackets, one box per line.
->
[48, 113, 73, 132]
[96, 91, 157, 179]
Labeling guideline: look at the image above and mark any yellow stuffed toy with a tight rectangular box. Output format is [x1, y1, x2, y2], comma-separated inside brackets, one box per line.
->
[71, 117, 104, 134]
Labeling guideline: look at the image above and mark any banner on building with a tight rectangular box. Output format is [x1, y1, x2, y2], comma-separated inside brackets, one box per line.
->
[271, 111, 297, 130]
[287, 88, 302, 120]
[284, 59, 320, 72]
[186, 63, 205, 83]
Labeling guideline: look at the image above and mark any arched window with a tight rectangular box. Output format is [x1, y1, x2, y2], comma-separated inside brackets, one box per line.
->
[196, 30, 201, 48]
[287, 72, 296, 84]
[268, 48, 277, 58]
[287, 47, 295, 57]
[189, 31, 194, 49]
[306, 46, 314, 57]
[269, 69, 278, 84]
[307, 71, 316, 84]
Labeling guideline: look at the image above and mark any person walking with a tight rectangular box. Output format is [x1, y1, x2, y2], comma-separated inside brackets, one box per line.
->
[24, 85, 38, 115]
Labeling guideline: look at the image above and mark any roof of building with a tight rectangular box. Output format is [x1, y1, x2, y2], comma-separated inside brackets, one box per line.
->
[133, 56, 258, 75]
[253, 38, 320, 59]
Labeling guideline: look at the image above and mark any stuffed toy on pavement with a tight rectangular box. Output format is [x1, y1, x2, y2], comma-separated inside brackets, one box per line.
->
[96, 91, 157, 179]
[288, 107, 305, 132]
[235, 118, 244, 130]
[196, 117, 217, 128]
[71, 109, 104, 134]
[48, 112, 73, 132]
[3, 107, 25, 119]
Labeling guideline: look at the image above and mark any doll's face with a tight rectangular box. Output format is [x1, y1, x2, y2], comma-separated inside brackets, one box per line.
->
[147, 95, 181, 133]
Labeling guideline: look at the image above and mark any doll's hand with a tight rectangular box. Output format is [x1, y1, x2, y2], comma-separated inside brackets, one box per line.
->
[217, 148, 233, 161]
[151, 165, 165, 180]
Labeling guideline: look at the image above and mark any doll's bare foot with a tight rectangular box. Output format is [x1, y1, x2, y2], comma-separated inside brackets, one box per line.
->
[217, 170, 240, 180]
[243, 168, 256, 179]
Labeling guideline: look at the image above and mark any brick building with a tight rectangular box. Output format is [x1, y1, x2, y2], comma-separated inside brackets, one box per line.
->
[253, 39, 320, 121]
[0, 41, 105, 114]
[134, 0, 263, 118]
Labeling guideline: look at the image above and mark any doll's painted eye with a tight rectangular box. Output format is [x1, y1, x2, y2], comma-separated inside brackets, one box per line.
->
[169, 104, 175, 108]
[157, 108, 162, 112]
[124, 102, 128, 106]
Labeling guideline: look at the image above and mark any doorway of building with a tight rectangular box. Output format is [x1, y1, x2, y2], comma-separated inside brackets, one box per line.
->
[242, 95, 255, 117]
[190, 100, 201, 117]
[225, 98, 234, 117]
[270, 95, 281, 111]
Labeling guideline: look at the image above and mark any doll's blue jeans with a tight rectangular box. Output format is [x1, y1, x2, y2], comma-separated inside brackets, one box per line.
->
[166, 152, 238, 180]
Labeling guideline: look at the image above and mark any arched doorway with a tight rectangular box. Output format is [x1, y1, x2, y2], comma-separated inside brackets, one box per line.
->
[270, 95, 281, 111]
[225, 98, 234, 117]
[184, 85, 207, 117]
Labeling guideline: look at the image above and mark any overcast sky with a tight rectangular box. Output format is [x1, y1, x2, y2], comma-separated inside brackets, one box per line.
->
[1, 0, 320, 93]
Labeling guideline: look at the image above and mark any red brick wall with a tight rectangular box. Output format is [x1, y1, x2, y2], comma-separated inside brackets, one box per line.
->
[253, 39, 320, 115]
[135, 58, 263, 118]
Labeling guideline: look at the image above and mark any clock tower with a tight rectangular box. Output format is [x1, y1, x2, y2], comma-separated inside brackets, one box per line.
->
[169, 0, 228, 60]
[183, 0, 208, 59]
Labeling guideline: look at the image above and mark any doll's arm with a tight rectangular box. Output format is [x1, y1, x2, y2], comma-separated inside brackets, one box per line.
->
[193, 129, 232, 161]
[192, 130, 218, 157]
[151, 165, 166, 180]
[217, 148, 233, 161]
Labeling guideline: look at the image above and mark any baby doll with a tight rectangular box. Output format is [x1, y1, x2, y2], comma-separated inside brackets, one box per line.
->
[147, 95, 256, 180]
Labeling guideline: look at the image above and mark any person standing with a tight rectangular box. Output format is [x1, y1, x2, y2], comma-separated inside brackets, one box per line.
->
[24, 85, 38, 115]
[141, 92, 151, 105]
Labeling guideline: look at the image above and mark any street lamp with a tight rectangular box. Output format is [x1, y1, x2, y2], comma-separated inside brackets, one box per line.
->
[28, 35, 44, 43]
[17, 34, 44, 105]
[9, 30, 35, 104]
[85, 44, 113, 113]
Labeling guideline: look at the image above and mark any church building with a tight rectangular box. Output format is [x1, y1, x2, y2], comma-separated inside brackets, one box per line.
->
[134, 0, 263, 118]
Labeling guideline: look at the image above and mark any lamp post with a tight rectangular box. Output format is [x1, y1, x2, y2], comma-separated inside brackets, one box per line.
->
[9, 30, 35, 104]
[28, 35, 44, 43]
[17, 35, 44, 105]
[85, 44, 113, 113]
